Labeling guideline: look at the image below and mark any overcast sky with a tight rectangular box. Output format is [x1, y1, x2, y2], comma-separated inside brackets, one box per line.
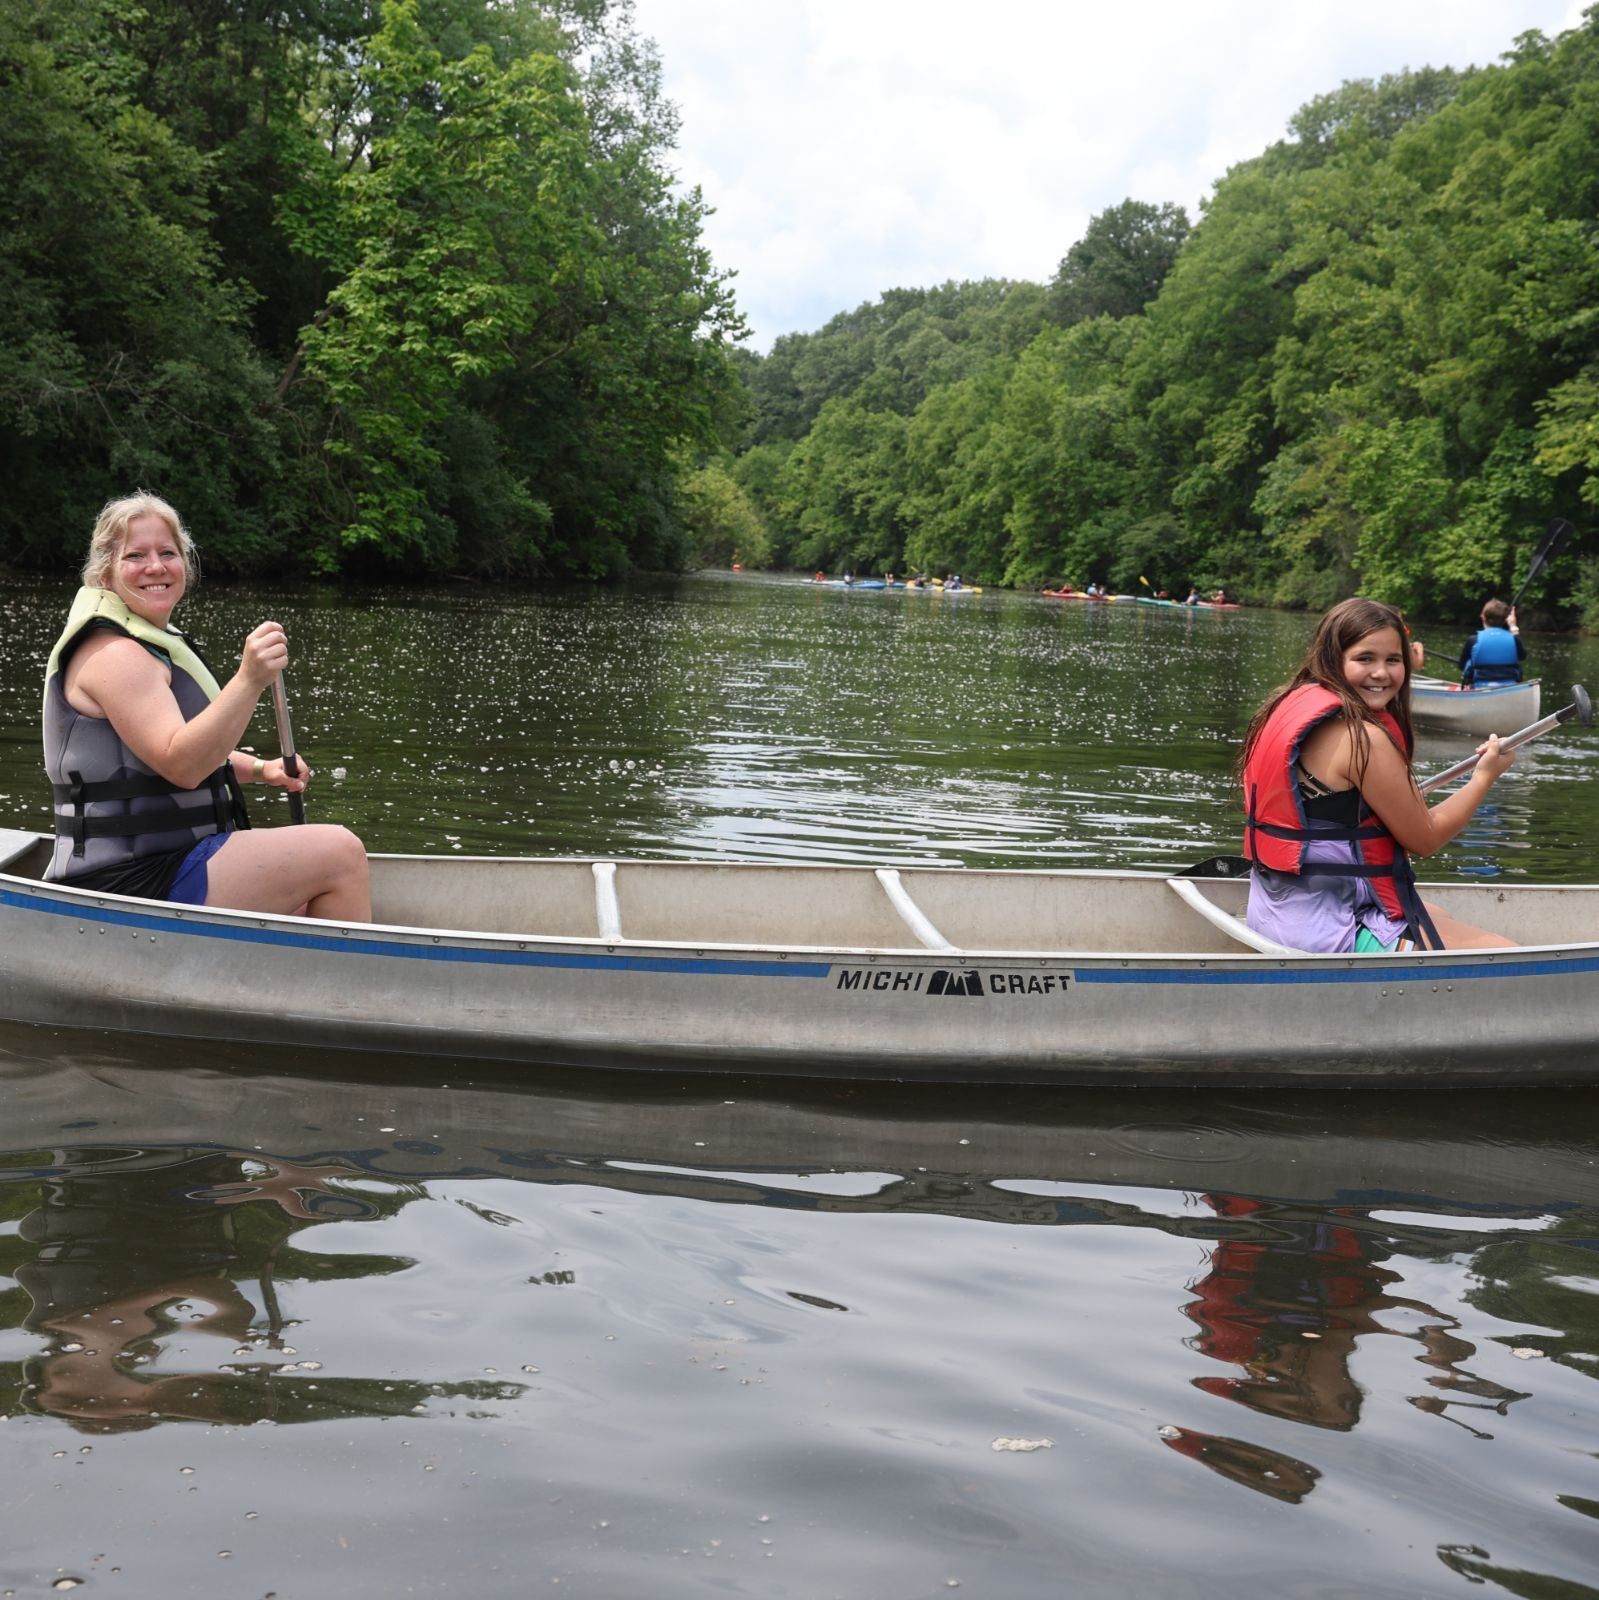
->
[628, 0, 1588, 350]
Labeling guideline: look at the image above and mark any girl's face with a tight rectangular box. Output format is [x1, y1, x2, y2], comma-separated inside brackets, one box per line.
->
[1341, 626, 1406, 713]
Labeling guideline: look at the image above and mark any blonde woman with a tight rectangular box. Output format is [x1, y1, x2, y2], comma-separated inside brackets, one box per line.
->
[43, 493, 370, 919]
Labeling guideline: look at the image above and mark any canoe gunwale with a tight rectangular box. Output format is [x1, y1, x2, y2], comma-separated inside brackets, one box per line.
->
[4, 838, 1599, 968]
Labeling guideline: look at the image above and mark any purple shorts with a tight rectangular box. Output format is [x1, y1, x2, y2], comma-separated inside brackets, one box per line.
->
[168, 833, 234, 906]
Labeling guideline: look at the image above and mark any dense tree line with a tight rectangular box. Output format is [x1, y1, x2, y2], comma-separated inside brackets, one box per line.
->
[0, 0, 743, 579]
[724, 16, 1599, 625]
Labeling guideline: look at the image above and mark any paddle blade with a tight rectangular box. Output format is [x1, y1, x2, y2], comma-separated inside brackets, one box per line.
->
[1510, 517, 1575, 606]
[1572, 683, 1593, 727]
[1528, 517, 1574, 579]
[1179, 855, 1252, 879]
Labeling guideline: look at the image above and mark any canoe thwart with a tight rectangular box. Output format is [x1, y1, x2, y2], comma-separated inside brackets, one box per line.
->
[875, 868, 957, 952]
[1165, 876, 1296, 955]
[593, 861, 622, 941]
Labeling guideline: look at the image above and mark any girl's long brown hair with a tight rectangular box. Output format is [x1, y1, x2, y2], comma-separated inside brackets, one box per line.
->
[1239, 598, 1416, 792]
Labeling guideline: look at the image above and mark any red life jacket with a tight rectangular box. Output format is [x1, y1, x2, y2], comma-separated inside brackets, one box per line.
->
[1242, 683, 1433, 943]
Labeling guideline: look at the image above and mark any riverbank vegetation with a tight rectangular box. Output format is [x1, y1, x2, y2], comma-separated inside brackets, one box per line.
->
[0, 0, 742, 580]
[3, 6, 1595, 624]
[725, 16, 1599, 626]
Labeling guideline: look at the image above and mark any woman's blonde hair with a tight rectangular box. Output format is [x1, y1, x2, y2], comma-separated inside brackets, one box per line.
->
[82, 493, 197, 588]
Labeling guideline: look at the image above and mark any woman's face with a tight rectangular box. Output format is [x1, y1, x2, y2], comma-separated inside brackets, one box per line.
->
[110, 513, 186, 627]
[1341, 626, 1406, 713]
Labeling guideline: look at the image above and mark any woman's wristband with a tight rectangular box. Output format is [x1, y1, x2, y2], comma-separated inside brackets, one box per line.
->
[251, 756, 265, 782]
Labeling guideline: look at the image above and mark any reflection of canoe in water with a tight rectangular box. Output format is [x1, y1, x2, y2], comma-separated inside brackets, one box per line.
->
[1412, 676, 1540, 736]
[5, 1027, 1597, 1211]
[5, 828, 1599, 1084]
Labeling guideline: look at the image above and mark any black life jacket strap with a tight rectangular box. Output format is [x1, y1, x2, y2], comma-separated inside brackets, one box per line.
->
[57, 763, 248, 856]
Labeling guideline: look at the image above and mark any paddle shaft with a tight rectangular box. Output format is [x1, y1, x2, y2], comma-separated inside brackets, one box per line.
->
[1419, 697, 1583, 795]
[270, 673, 307, 825]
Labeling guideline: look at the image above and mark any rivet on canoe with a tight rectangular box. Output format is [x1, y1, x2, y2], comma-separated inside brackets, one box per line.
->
[518, 942, 526, 950]
[432, 936, 440, 944]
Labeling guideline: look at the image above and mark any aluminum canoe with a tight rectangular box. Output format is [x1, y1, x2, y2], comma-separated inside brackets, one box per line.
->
[1411, 675, 1540, 736]
[3, 827, 1597, 1085]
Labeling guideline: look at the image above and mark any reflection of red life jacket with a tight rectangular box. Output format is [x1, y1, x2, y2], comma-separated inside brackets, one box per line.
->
[1186, 1194, 1375, 1364]
[1241, 683, 1429, 940]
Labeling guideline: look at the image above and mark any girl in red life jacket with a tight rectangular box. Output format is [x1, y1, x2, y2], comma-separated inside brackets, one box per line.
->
[1238, 598, 1516, 953]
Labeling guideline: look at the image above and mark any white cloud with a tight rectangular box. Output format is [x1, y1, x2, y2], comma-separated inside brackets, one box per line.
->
[629, 0, 1584, 349]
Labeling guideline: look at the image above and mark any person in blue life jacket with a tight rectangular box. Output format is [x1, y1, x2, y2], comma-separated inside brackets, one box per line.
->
[1240, 597, 1516, 954]
[1457, 599, 1525, 687]
[43, 492, 371, 920]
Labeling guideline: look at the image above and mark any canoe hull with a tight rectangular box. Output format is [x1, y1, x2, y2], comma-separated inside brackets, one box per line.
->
[1412, 676, 1539, 736]
[3, 834, 1598, 1084]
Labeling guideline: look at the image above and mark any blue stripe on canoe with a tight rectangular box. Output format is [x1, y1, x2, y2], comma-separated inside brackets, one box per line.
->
[1073, 957, 1599, 985]
[4, 884, 1594, 986]
[0, 886, 830, 978]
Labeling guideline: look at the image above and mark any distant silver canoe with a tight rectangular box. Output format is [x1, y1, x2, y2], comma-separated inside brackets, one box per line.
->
[3, 827, 1597, 1085]
[1411, 675, 1540, 736]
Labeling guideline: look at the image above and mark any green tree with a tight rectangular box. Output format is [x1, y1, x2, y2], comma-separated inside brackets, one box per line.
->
[1047, 199, 1190, 326]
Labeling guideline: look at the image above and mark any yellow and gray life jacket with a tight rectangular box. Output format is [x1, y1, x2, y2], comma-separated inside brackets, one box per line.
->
[42, 587, 250, 883]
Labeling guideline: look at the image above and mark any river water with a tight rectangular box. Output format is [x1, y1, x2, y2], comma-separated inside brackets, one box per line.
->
[2, 573, 1597, 1596]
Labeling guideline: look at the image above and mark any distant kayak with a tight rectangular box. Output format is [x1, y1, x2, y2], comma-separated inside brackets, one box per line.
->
[807, 578, 887, 590]
[1043, 589, 1110, 602]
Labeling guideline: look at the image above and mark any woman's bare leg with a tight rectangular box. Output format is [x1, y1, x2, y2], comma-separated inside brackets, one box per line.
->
[201, 826, 371, 921]
[1422, 900, 1517, 950]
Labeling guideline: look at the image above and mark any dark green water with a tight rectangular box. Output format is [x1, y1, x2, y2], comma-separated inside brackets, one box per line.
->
[7, 572, 1599, 873]
[2, 574, 1597, 1597]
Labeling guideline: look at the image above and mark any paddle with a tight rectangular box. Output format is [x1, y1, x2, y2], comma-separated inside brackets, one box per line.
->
[270, 672, 307, 825]
[1419, 683, 1592, 794]
[1508, 517, 1574, 611]
[1180, 682, 1593, 878]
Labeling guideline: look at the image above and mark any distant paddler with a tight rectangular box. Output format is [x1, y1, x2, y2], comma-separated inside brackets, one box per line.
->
[42, 492, 370, 919]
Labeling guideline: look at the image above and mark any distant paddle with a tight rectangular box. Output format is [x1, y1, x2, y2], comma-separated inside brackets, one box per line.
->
[270, 672, 307, 825]
[1419, 683, 1592, 795]
[1509, 517, 1574, 611]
